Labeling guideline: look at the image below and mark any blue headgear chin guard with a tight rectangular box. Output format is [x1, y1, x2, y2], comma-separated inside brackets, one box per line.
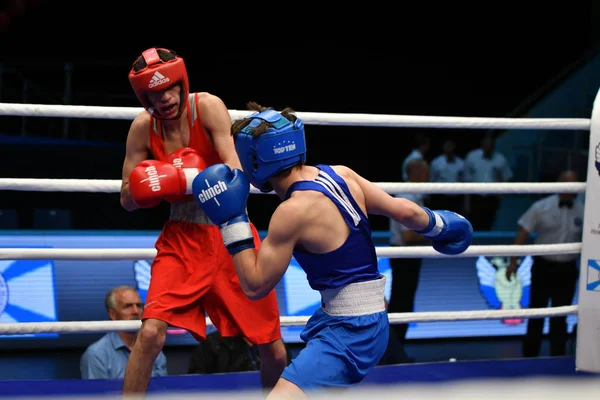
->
[234, 109, 306, 193]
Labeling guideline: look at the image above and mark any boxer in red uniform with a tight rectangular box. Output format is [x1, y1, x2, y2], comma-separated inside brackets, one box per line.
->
[120, 48, 287, 395]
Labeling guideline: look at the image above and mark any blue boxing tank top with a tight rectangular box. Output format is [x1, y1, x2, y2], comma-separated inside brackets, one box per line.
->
[284, 165, 380, 291]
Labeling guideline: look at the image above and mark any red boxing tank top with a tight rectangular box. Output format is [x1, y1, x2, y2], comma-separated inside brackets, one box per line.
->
[149, 93, 224, 166]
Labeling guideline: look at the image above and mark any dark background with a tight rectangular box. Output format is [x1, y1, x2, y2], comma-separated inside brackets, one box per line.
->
[0, 1, 598, 232]
[0, 0, 594, 382]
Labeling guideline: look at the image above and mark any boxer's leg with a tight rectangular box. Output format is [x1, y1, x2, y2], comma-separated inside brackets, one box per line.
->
[123, 318, 167, 394]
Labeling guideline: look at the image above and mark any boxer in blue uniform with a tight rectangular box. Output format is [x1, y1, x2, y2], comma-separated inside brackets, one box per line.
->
[192, 102, 473, 398]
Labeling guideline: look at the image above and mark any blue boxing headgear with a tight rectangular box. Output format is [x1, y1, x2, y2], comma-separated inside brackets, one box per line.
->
[234, 109, 306, 193]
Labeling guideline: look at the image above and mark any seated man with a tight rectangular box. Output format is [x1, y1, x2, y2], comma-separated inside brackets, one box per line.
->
[80, 285, 167, 379]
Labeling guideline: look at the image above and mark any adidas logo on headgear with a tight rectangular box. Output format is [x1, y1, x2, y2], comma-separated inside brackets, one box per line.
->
[148, 71, 170, 88]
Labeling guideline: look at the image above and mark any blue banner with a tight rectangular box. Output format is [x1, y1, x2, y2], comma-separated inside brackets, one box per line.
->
[0, 231, 578, 347]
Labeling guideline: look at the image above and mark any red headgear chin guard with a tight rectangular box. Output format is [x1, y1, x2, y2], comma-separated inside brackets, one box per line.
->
[128, 48, 190, 120]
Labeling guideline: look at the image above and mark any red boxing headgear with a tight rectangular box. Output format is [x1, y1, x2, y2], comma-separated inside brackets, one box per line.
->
[128, 48, 190, 120]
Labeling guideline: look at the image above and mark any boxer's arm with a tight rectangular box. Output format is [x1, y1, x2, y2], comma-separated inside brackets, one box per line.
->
[349, 167, 471, 255]
[197, 93, 243, 171]
[232, 202, 299, 300]
[351, 168, 431, 230]
[121, 116, 151, 212]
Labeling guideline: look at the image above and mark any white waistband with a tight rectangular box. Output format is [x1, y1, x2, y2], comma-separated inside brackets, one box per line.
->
[320, 275, 386, 316]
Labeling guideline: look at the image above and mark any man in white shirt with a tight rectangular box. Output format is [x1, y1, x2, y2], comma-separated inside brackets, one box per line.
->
[429, 139, 465, 213]
[464, 133, 513, 230]
[401, 133, 431, 182]
[388, 158, 430, 363]
[506, 170, 582, 358]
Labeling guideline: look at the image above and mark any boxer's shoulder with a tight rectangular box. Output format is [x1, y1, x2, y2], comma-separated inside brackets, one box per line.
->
[195, 91, 220, 103]
[195, 92, 227, 114]
[130, 111, 152, 131]
[277, 194, 314, 223]
[131, 110, 152, 126]
[329, 165, 355, 181]
[127, 113, 152, 148]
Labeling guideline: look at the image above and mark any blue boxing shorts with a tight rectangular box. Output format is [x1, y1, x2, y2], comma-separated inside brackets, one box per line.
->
[281, 276, 389, 392]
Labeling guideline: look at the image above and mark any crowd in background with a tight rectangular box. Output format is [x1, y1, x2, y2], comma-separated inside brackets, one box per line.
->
[399, 131, 513, 228]
[385, 132, 583, 364]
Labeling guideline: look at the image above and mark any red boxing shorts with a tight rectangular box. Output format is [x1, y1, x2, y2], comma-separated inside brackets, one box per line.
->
[142, 220, 282, 344]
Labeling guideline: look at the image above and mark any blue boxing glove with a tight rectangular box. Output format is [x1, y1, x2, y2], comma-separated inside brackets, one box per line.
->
[415, 208, 473, 255]
[192, 164, 254, 255]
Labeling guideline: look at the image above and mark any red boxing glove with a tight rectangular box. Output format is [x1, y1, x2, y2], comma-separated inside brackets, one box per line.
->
[164, 147, 207, 203]
[128, 160, 197, 208]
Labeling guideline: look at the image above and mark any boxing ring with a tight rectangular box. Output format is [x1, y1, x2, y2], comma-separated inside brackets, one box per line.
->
[0, 94, 599, 398]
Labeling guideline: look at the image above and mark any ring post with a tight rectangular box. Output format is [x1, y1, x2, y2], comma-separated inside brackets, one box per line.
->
[576, 85, 600, 372]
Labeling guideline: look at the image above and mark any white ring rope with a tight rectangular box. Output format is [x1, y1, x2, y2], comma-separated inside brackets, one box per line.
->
[0, 104, 586, 340]
[0, 306, 578, 335]
[0, 243, 581, 260]
[0, 102, 592, 130]
[0, 178, 587, 195]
